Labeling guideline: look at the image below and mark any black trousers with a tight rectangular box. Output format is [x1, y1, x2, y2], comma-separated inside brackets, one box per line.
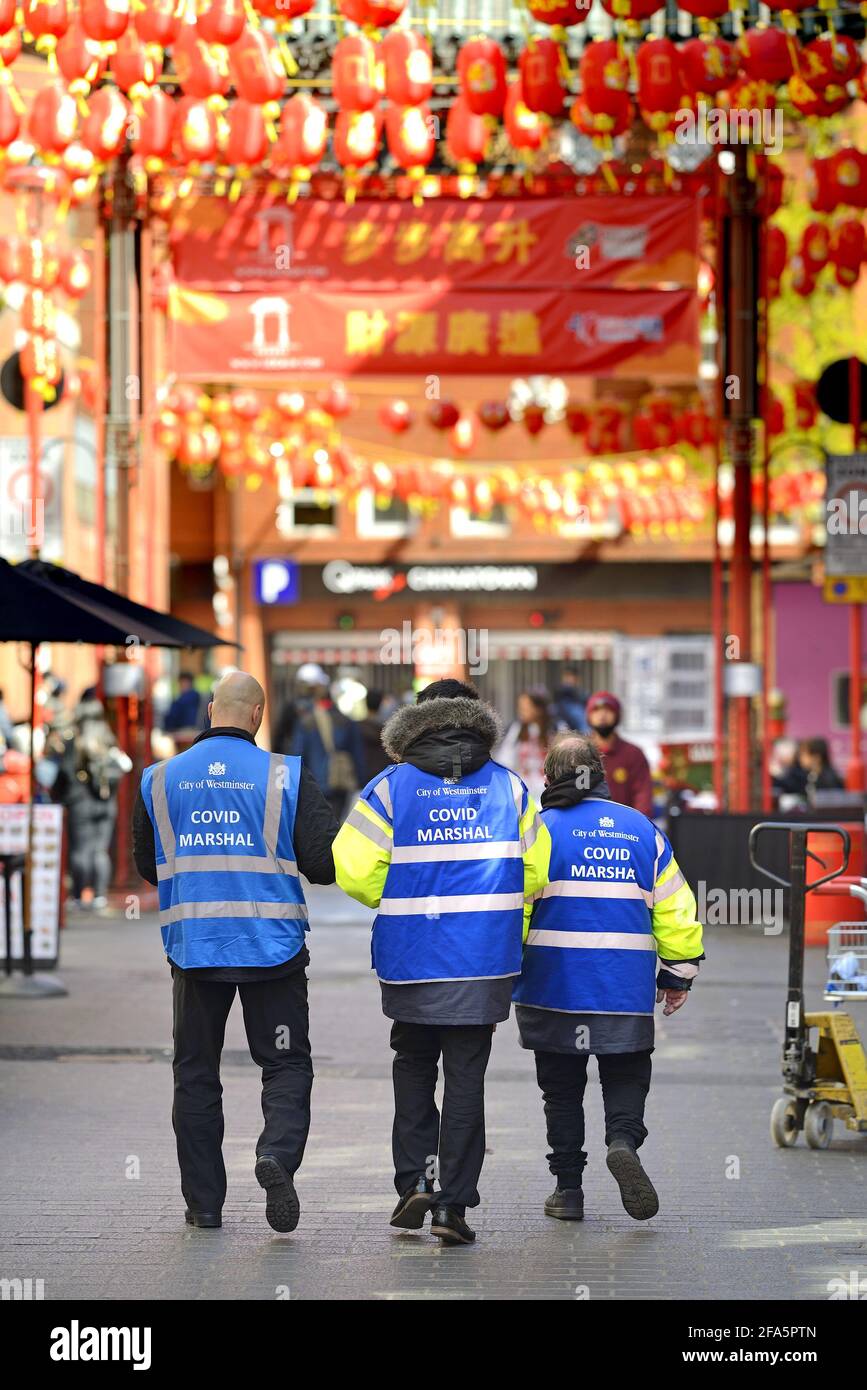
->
[171, 967, 313, 1214]
[390, 1021, 493, 1212]
[534, 1049, 652, 1187]
[67, 798, 116, 899]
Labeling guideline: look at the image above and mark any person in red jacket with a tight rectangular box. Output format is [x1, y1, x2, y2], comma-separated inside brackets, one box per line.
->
[586, 691, 654, 818]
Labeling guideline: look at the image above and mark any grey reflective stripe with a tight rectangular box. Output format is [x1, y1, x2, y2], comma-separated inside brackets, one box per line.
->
[262, 753, 285, 860]
[526, 929, 655, 951]
[157, 855, 298, 882]
[540, 879, 653, 906]
[521, 812, 542, 852]
[507, 771, 524, 820]
[346, 805, 392, 851]
[150, 764, 175, 869]
[658, 957, 700, 979]
[378, 891, 524, 916]
[654, 830, 665, 882]
[653, 868, 686, 905]
[159, 900, 309, 926]
[373, 776, 393, 819]
[391, 840, 521, 863]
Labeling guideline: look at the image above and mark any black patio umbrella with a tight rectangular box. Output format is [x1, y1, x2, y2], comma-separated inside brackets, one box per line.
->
[17, 559, 240, 650]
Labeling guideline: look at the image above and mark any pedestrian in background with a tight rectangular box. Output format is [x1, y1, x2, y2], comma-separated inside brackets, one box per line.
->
[49, 689, 132, 912]
[552, 666, 588, 733]
[289, 663, 365, 821]
[333, 679, 551, 1246]
[495, 689, 558, 803]
[133, 670, 338, 1233]
[586, 690, 654, 818]
[357, 689, 397, 785]
[798, 737, 844, 799]
[162, 672, 205, 750]
[514, 734, 703, 1223]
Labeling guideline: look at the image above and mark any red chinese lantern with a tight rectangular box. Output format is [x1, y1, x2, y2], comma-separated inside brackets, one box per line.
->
[528, 0, 588, 25]
[451, 415, 477, 456]
[766, 224, 787, 281]
[58, 248, 92, 298]
[565, 403, 588, 435]
[801, 33, 860, 90]
[23, 0, 69, 47]
[428, 399, 460, 431]
[519, 39, 567, 117]
[111, 26, 163, 92]
[318, 381, 352, 418]
[57, 16, 108, 90]
[737, 27, 794, 85]
[81, 86, 130, 162]
[222, 98, 268, 167]
[761, 0, 811, 11]
[766, 391, 785, 437]
[504, 79, 546, 151]
[20, 238, 60, 290]
[579, 39, 629, 118]
[677, 0, 729, 16]
[830, 148, 867, 210]
[523, 404, 546, 437]
[0, 77, 21, 147]
[173, 95, 219, 162]
[133, 0, 182, 46]
[789, 255, 815, 297]
[271, 93, 327, 176]
[680, 36, 737, 95]
[79, 0, 130, 44]
[28, 83, 78, 154]
[478, 401, 510, 432]
[636, 37, 687, 122]
[173, 20, 231, 99]
[0, 27, 21, 66]
[600, 0, 662, 19]
[457, 37, 507, 118]
[275, 389, 306, 421]
[333, 108, 381, 168]
[132, 84, 173, 164]
[0, 0, 15, 33]
[229, 25, 284, 107]
[808, 154, 837, 213]
[380, 399, 412, 433]
[386, 104, 434, 170]
[382, 29, 432, 107]
[800, 221, 830, 273]
[445, 95, 490, 166]
[339, 0, 406, 27]
[789, 74, 849, 120]
[195, 0, 245, 47]
[830, 218, 865, 288]
[333, 33, 380, 112]
[570, 92, 632, 140]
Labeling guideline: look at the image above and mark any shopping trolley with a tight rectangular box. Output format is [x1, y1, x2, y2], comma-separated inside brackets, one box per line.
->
[749, 822, 867, 1149]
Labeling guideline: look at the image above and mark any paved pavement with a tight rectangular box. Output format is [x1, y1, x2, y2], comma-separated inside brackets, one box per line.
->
[1, 884, 866, 1301]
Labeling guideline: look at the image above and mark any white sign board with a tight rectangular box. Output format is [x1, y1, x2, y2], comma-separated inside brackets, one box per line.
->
[825, 453, 867, 577]
[0, 804, 64, 965]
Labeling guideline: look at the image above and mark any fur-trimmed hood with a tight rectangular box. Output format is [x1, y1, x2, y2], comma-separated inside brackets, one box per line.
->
[383, 696, 501, 763]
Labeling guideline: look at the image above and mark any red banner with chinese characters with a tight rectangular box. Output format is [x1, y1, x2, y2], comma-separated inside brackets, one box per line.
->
[166, 283, 699, 379]
[169, 195, 699, 291]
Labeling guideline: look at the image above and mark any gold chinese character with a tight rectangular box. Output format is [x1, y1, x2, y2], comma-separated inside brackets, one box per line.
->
[345, 309, 390, 355]
[343, 221, 383, 265]
[444, 220, 484, 263]
[394, 310, 438, 355]
[446, 310, 490, 356]
[394, 222, 433, 265]
[498, 310, 542, 356]
[491, 219, 538, 265]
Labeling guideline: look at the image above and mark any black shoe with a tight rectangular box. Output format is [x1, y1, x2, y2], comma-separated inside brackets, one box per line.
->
[544, 1186, 584, 1221]
[606, 1138, 659, 1221]
[184, 1209, 221, 1229]
[390, 1178, 436, 1230]
[255, 1154, 300, 1233]
[430, 1204, 476, 1245]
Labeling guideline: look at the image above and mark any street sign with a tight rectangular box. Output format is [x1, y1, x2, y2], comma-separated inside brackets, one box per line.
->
[824, 576, 867, 603]
[253, 558, 300, 605]
[825, 452, 867, 577]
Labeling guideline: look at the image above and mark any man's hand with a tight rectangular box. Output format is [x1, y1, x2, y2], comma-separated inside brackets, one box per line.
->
[656, 987, 689, 1016]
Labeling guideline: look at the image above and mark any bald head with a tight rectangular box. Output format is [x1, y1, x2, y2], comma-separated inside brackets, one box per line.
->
[208, 670, 265, 736]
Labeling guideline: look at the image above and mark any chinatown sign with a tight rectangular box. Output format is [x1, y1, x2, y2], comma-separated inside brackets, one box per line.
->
[170, 196, 700, 291]
[321, 561, 539, 596]
[166, 284, 698, 378]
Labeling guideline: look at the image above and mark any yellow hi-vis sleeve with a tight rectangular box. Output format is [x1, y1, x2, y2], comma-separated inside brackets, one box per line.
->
[520, 798, 552, 941]
[651, 855, 704, 961]
[333, 797, 393, 910]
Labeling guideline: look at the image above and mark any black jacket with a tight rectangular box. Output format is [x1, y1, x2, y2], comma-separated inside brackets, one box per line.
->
[133, 726, 338, 982]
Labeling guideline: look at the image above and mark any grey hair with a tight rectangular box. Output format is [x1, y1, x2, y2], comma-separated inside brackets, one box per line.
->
[544, 734, 604, 787]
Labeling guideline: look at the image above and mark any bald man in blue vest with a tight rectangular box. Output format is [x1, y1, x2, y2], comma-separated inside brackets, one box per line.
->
[134, 670, 338, 1233]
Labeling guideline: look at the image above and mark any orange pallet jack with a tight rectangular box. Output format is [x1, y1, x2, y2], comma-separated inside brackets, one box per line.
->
[750, 822, 867, 1149]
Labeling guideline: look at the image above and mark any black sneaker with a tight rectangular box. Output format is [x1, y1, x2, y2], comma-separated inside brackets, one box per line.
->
[184, 1209, 221, 1229]
[430, 1204, 476, 1245]
[544, 1186, 584, 1221]
[390, 1177, 436, 1230]
[255, 1154, 300, 1233]
[606, 1138, 659, 1221]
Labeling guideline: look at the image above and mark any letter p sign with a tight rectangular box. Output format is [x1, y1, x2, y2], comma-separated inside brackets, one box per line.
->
[254, 559, 299, 606]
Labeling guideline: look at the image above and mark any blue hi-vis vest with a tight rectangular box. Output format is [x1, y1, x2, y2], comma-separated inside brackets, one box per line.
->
[370, 759, 526, 985]
[140, 736, 307, 970]
[512, 797, 665, 1016]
